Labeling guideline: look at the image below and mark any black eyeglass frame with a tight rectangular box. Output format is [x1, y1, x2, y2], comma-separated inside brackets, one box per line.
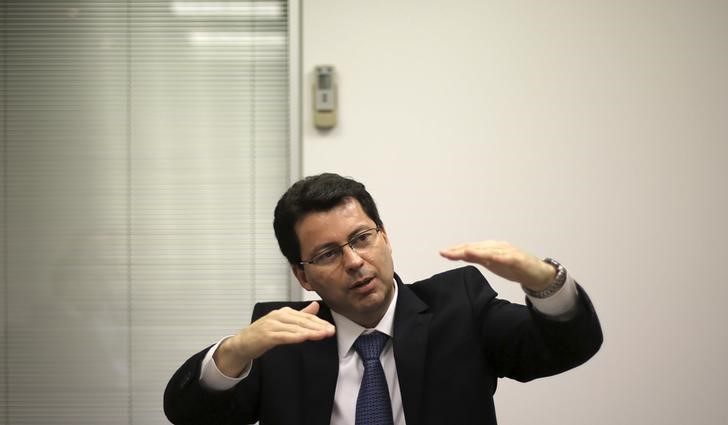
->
[298, 227, 381, 267]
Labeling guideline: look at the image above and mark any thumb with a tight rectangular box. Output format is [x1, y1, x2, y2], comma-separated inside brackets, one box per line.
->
[300, 301, 320, 315]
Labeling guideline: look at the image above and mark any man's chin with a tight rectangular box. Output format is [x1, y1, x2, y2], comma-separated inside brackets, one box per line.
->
[355, 290, 393, 314]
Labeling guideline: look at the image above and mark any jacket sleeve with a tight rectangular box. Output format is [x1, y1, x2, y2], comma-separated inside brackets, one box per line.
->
[164, 345, 262, 425]
[462, 265, 603, 382]
[162, 304, 282, 425]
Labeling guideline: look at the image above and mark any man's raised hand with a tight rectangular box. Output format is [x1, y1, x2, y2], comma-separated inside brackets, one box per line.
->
[213, 301, 336, 377]
[439, 240, 556, 292]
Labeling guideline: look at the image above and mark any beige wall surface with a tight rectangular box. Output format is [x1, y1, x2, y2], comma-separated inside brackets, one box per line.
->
[301, 1, 728, 423]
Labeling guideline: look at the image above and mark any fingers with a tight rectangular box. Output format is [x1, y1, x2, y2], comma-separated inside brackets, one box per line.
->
[439, 240, 511, 264]
[300, 300, 320, 315]
[256, 304, 335, 346]
[218, 303, 336, 372]
[272, 305, 334, 335]
[440, 240, 547, 286]
[295, 301, 336, 339]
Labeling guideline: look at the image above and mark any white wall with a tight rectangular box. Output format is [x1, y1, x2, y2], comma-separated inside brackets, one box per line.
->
[301, 0, 728, 423]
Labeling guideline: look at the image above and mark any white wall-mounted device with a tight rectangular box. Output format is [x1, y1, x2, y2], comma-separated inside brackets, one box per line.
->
[313, 65, 337, 129]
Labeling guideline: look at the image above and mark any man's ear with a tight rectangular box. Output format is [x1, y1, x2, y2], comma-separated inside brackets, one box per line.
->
[291, 264, 313, 291]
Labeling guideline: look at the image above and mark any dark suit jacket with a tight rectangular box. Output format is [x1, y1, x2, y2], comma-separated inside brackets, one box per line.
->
[164, 266, 602, 425]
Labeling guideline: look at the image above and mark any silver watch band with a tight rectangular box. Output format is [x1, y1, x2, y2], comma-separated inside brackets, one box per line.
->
[522, 257, 567, 299]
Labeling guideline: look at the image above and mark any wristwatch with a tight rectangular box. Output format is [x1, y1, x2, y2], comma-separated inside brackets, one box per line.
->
[522, 257, 567, 299]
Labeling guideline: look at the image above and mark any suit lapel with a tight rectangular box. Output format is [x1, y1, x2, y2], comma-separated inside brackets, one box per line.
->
[299, 278, 432, 425]
[301, 304, 339, 425]
[392, 274, 432, 425]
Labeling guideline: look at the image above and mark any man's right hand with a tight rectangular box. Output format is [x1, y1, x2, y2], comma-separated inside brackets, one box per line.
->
[212, 301, 336, 378]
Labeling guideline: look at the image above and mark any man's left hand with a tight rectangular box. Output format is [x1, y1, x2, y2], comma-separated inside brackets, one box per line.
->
[440, 240, 556, 292]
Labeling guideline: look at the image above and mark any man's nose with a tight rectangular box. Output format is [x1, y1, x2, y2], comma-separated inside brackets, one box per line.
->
[342, 245, 364, 270]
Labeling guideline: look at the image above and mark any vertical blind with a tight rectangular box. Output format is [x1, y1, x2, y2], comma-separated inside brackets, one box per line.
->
[1, 1, 291, 424]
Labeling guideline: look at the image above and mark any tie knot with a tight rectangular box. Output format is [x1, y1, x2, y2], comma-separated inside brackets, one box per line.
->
[354, 331, 389, 361]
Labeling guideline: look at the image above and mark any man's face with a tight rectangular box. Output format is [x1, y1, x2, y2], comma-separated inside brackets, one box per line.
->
[292, 197, 395, 328]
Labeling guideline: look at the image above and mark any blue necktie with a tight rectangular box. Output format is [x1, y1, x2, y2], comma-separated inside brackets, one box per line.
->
[354, 331, 394, 425]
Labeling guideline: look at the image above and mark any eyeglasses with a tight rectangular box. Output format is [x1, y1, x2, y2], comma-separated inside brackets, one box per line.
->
[299, 227, 381, 267]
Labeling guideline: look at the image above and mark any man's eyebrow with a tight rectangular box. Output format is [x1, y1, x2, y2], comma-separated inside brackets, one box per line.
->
[346, 225, 372, 239]
[310, 241, 340, 255]
[309, 225, 372, 254]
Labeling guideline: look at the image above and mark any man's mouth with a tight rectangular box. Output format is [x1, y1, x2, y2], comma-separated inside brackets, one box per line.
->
[350, 276, 374, 290]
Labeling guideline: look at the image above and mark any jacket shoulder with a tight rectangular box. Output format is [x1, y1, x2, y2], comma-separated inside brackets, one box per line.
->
[405, 265, 498, 305]
[252, 301, 313, 320]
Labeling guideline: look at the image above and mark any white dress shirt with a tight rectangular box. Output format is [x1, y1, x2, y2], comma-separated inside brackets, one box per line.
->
[328, 281, 403, 425]
[200, 272, 580, 425]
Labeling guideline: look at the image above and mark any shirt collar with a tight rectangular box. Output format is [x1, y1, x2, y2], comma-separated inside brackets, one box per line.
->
[330, 278, 398, 357]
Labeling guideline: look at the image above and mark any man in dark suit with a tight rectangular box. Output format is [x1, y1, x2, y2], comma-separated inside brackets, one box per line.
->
[164, 173, 602, 425]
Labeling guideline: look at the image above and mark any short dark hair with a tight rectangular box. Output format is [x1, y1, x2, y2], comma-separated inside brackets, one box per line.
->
[273, 173, 384, 266]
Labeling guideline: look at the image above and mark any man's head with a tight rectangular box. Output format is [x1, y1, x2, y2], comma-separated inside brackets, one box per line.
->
[273, 173, 394, 327]
[274, 173, 384, 266]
